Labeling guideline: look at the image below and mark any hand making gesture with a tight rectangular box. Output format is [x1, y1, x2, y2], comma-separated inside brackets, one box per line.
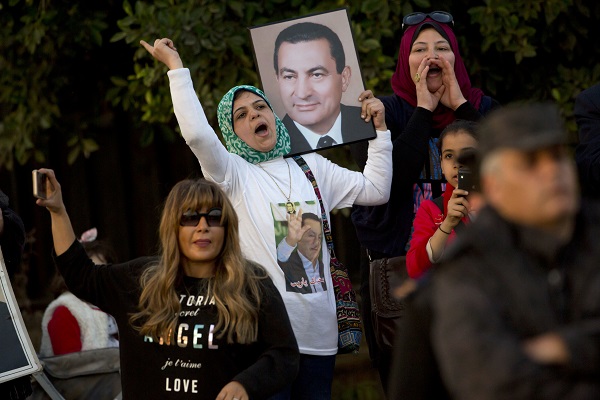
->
[284, 208, 309, 247]
[140, 38, 183, 70]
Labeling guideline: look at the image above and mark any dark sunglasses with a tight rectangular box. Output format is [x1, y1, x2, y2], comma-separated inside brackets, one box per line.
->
[402, 11, 454, 32]
[180, 208, 223, 227]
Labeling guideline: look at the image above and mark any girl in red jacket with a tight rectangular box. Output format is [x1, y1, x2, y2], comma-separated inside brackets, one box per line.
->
[406, 120, 479, 278]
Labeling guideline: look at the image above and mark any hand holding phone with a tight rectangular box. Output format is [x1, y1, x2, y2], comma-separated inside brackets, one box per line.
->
[32, 170, 48, 199]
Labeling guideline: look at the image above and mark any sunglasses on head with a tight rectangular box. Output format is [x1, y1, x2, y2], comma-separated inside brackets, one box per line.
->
[180, 208, 223, 227]
[402, 11, 454, 32]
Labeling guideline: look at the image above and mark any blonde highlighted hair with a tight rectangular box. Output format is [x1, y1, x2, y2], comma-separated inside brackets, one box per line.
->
[130, 178, 266, 344]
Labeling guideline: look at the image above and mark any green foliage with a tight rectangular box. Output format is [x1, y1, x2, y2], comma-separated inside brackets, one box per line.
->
[2, 0, 600, 169]
[107, 0, 408, 143]
[1, 0, 108, 169]
[465, 0, 600, 143]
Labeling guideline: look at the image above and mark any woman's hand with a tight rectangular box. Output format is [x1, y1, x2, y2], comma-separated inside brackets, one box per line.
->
[415, 57, 444, 111]
[284, 208, 309, 247]
[34, 169, 76, 256]
[436, 55, 467, 110]
[359, 90, 387, 131]
[35, 168, 66, 215]
[216, 381, 248, 400]
[140, 38, 184, 70]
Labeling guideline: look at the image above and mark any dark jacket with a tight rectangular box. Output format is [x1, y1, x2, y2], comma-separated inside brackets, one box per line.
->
[54, 241, 300, 400]
[284, 103, 376, 156]
[278, 249, 326, 294]
[387, 273, 451, 400]
[350, 94, 497, 257]
[431, 203, 600, 399]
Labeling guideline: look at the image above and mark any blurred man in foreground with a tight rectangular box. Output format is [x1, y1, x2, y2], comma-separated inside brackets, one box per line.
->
[431, 103, 600, 399]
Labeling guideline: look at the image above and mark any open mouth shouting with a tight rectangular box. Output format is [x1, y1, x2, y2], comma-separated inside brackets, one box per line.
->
[427, 65, 442, 77]
[254, 122, 269, 136]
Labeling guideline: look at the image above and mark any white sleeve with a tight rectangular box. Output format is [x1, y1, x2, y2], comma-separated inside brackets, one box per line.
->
[167, 68, 230, 182]
[426, 237, 444, 263]
[276, 238, 295, 262]
[305, 129, 392, 210]
[353, 129, 392, 205]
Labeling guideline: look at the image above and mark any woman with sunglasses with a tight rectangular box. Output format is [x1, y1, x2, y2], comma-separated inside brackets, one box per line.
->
[140, 37, 391, 400]
[349, 10, 499, 391]
[35, 168, 300, 400]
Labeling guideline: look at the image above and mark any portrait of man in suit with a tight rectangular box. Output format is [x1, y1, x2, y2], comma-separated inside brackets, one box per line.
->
[249, 9, 376, 156]
[277, 212, 327, 294]
[273, 22, 375, 154]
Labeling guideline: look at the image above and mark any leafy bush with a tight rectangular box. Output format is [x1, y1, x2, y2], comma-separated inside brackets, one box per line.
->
[2, 0, 599, 169]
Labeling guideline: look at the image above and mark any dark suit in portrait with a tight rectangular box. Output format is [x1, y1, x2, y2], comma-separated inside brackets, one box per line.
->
[284, 104, 376, 155]
[278, 250, 327, 294]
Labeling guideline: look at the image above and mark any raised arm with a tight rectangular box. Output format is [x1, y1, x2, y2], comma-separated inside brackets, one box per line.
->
[34, 168, 76, 256]
[141, 38, 231, 183]
[315, 94, 391, 209]
[140, 38, 183, 70]
[354, 95, 392, 205]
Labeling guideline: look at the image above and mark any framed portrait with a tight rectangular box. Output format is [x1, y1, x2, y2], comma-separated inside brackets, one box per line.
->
[249, 8, 376, 157]
[0, 249, 42, 384]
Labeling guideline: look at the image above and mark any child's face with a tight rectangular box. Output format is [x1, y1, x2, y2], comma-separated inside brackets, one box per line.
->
[440, 130, 478, 188]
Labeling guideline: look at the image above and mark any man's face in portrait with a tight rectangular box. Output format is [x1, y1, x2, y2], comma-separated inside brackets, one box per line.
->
[276, 38, 351, 135]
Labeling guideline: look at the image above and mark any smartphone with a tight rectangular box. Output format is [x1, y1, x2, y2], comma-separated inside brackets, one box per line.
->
[457, 168, 477, 193]
[32, 170, 47, 199]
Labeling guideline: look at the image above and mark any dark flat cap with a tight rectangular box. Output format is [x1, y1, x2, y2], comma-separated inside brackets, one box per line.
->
[478, 103, 566, 158]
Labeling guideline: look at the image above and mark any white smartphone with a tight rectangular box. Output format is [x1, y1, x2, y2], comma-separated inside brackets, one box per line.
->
[32, 170, 47, 199]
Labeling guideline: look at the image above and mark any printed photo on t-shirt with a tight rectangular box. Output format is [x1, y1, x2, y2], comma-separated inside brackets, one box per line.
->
[270, 200, 328, 294]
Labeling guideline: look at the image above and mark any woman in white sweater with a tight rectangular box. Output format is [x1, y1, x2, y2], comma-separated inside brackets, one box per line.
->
[141, 37, 392, 399]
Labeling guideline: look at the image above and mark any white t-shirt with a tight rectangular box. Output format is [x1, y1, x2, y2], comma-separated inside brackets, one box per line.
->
[168, 68, 392, 355]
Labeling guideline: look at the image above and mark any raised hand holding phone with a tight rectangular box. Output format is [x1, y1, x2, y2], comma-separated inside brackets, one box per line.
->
[32, 170, 47, 199]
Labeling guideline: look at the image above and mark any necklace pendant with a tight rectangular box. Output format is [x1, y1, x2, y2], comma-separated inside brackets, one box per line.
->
[286, 201, 296, 214]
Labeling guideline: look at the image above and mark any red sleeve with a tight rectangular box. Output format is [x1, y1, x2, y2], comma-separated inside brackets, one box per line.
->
[47, 305, 82, 355]
[406, 200, 441, 279]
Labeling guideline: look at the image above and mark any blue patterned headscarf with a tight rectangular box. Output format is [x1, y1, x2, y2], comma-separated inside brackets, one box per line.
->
[217, 85, 291, 164]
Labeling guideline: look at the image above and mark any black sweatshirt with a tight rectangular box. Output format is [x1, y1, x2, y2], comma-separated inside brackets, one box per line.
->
[54, 241, 299, 399]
